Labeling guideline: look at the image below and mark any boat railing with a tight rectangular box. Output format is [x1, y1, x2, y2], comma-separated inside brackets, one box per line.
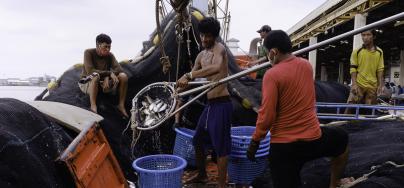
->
[316, 102, 404, 120]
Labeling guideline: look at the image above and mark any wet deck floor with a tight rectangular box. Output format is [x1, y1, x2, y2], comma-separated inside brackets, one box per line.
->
[182, 158, 250, 188]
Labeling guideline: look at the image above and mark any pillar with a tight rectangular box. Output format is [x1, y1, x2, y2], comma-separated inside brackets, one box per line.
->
[353, 14, 367, 50]
[338, 62, 344, 84]
[309, 36, 318, 78]
[321, 64, 328, 81]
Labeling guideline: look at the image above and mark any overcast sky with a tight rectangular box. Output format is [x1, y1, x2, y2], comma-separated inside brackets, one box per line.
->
[0, 0, 326, 79]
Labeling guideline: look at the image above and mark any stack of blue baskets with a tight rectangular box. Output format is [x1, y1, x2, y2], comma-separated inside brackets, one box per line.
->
[173, 127, 196, 166]
[132, 154, 187, 188]
[228, 126, 270, 185]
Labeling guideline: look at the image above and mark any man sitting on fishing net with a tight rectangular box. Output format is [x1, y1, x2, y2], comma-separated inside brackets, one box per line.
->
[78, 33, 129, 118]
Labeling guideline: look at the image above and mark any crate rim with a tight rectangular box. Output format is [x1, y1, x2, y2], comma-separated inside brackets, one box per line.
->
[231, 126, 270, 139]
[174, 127, 194, 138]
[232, 137, 270, 145]
[132, 154, 187, 174]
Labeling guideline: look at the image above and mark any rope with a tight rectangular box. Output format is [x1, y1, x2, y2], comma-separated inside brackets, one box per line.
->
[174, 6, 193, 84]
[130, 129, 142, 159]
[185, 14, 194, 69]
[190, 21, 200, 50]
[156, 0, 172, 76]
[175, 33, 182, 82]
[340, 161, 404, 188]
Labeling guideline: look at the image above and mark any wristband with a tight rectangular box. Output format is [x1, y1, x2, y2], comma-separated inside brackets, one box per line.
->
[185, 72, 193, 80]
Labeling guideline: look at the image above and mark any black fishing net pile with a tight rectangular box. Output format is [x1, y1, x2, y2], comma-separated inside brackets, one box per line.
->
[303, 121, 404, 188]
[315, 81, 350, 103]
[0, 98, 74, 188]
[252, 120, 404, 188]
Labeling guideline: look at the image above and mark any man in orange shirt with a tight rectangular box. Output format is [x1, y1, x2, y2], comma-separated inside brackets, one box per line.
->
[246, 30, 350, 188]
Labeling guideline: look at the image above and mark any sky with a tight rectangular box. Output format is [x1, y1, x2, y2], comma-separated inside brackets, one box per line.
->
[0, 0, 327, 79]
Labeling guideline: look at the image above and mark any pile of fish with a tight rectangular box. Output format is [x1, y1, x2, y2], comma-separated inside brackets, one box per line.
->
[139, 95, 169, 127]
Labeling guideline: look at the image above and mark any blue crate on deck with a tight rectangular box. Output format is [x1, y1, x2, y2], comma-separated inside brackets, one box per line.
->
[231, 126, 270, 151]
[132, 154, 187, 188]
[173, 127, 196, 166]
[228, 152, 269, 185]
[231, 126, 270, 143]
[228, 126, 270, 185]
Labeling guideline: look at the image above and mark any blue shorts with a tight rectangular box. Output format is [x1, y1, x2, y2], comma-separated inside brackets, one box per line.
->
[193, 96, 233, 157]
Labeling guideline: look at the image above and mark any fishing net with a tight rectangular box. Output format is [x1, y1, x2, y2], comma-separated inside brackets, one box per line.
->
[251, 120, 404, 188]
[0, 98, 74, 188]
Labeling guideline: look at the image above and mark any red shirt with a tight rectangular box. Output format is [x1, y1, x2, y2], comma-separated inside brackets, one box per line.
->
[252, 56, 321, 143]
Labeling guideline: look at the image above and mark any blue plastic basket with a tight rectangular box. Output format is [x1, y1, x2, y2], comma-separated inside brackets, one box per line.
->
[231, 126, 270, 142]
[230, 145, 269, 155]
[173, 127, 196, 166]
[132, 154, 187, 188]
[231, 126, 271, 152]
[231, 139, 270, 152]
[228, 152, 269, 185]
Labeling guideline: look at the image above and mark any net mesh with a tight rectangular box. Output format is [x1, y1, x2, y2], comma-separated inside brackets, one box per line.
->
[251, 121, 404, 188]
[0, 98, 74, 188]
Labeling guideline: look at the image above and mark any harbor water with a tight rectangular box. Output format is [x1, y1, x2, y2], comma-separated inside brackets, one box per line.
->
[0, 86, 46, 101]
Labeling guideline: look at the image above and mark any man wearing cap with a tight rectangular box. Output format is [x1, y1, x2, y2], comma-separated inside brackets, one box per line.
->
[247, 25, 271, 79]
[246, 30, 351, 188]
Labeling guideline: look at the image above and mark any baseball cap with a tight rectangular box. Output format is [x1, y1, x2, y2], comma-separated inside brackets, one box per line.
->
[257, 25, 272, 33]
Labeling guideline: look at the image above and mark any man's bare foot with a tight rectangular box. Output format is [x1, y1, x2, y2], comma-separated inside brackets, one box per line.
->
[117, 105, 129, 118]
[184, 174, 208, 184]
[90, 106, 98, 114]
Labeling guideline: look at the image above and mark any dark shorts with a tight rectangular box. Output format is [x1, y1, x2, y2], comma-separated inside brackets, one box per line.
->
[269, 126, 349, 188]
[192, 96, 233, 157]
[78, 76, 117, 94]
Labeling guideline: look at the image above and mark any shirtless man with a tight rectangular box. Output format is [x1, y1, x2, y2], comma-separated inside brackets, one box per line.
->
[177, 17, 232, 188]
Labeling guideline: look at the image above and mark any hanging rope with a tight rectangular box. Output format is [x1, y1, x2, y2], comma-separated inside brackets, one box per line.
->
[155, 0, 192, 79]
[185, 15, 195, 68]
[340, 161, 404, 188]
[173, 3, 194, 84]
[155, 0, 172, 78]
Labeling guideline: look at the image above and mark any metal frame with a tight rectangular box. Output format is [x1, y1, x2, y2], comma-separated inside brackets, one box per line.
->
[289, 0, 393, 46]
[317, 102, 404, 120]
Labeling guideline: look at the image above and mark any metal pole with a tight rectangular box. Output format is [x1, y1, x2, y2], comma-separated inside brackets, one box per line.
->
[223, 0, 230, 42]
[178, 12, 404, 97]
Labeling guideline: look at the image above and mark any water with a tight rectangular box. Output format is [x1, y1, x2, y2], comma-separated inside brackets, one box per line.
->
[0, 86, 46, 101]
